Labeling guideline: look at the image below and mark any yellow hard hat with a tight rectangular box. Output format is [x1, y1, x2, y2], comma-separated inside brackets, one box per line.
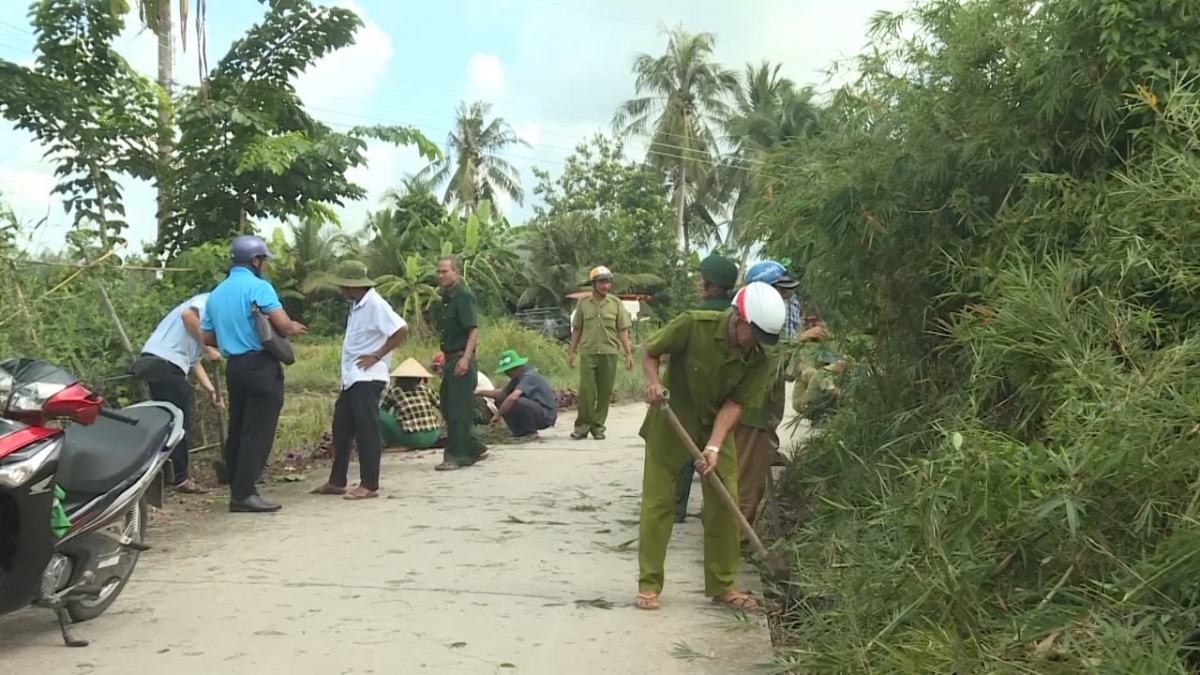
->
[589, 265, 613, 282]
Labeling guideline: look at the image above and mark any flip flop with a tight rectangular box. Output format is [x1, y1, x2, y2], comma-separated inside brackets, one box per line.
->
[712, 590, 760, 612]
[635, 591, 660, 610]
[343, 488, 378, 500]
[311, 483, 347, 495]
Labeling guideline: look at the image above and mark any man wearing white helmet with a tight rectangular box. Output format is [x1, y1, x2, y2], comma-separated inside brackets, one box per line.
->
[635, 281, 785, 612]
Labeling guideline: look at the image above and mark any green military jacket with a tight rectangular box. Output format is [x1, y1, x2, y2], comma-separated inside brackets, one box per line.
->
[639, 308, 771, 461]
[572, 293, 632, 355]
[696, 292, 734, 311]
[801, 366, 840, 423]
[437, 281, 478, 354]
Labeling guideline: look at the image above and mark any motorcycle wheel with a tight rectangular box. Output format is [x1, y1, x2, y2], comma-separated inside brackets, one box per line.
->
[66, 497, 147, 622]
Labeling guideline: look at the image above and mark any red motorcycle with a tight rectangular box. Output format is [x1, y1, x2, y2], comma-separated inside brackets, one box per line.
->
[0, 358, 183, 647]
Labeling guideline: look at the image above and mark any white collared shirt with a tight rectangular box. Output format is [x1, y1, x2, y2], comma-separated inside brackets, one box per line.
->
[341, 288, 407, 390]
[142, 293, 210, 375]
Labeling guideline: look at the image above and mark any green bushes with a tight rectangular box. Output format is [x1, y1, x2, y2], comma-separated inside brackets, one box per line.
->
[286, 316, 645, 401]
[755, 0, 1200, 671]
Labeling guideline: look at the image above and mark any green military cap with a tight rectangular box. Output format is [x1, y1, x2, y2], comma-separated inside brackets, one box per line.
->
[698, 254, 738, 289]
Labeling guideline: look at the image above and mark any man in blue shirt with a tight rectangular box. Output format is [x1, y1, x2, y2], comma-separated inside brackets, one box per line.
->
[132, 292, 222, 494]
[201, 235, 306, 513]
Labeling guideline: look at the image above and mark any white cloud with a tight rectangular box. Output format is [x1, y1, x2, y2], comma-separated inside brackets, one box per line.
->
[0, 0, 401, 251]
[513, 119, 543, 148]
[465, 53, 507, 102]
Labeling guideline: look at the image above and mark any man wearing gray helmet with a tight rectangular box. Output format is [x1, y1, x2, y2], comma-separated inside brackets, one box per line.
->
[201, 235, 307, 513]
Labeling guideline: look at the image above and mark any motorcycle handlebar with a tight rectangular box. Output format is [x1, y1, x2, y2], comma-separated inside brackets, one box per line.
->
[98, 407, 139, 426]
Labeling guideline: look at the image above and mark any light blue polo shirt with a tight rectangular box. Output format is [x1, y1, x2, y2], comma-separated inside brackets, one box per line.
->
[142, 293, 210, 375]
[200, 267, 283, 358]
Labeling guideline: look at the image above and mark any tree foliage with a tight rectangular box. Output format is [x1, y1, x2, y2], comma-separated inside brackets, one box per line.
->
[0, 0, 164, 250]
[613, 24, 737, 249]
[417, 100, 530, 212]
[755, 0, 1200, 671]
[157, 0, 439, 256]
[522, 134, 687, 311]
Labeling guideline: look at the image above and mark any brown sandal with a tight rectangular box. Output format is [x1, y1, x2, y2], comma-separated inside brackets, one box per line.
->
[712, 590, 760, 611]
[343, 486, 378, 500]
[310, 483, 346, 496]
[172, 478, 209, 494]
[635, 591, 660, 610]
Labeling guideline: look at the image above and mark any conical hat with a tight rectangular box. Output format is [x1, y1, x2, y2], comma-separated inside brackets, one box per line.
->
[390, 357, 431, 379]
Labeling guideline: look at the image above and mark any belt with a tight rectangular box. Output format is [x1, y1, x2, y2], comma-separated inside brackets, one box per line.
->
[443, 350, 466, 360]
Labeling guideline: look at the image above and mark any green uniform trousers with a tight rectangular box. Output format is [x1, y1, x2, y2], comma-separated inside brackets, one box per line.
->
[574, 353, 617, 436]
[440, 355, 488, 465]
[639, 438, 740, 597]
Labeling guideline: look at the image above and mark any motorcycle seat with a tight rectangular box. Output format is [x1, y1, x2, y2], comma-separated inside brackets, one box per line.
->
[56, 406, 174, 498]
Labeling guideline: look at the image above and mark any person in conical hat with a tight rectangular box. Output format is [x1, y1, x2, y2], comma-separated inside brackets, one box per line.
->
[376, 357, 443, 453]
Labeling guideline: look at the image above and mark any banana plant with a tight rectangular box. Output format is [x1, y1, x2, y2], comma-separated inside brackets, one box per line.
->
[374, 252, 440, 334]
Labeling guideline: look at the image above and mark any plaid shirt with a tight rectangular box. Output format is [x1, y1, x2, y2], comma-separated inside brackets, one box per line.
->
[380, 384, 441, 433]
[782, 294, 803, 340]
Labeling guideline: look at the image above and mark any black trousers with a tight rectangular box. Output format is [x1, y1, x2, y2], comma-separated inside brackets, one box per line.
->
[501, 398, 551, 437]
[224, 352, 284, 501]
[146, 365, 193, 484]
[329, 381, 385, 491]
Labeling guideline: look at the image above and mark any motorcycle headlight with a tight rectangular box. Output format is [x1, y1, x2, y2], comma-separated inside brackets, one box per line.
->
[0, 437, 62, 489]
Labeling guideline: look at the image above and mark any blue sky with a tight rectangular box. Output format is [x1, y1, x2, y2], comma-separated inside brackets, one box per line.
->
[0, 0, 910, 254]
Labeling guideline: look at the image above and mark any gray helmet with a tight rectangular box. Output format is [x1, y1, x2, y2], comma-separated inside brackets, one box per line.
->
[230, 235, 273, 263]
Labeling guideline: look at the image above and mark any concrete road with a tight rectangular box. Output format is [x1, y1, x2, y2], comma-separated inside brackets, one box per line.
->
[0, 402, 775, 674]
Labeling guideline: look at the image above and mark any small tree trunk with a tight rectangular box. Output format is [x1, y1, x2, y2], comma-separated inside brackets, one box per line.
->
[87, 166, 137, 366]
[154, 0, 174, 248]
[675, 163, 687, 251]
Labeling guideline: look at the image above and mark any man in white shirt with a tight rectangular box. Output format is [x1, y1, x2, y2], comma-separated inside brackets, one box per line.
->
[131, 292, 223, 494]
[311, 260, 408, 500]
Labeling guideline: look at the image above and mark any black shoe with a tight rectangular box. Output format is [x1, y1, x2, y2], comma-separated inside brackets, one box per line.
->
[229, 495, 282, 513]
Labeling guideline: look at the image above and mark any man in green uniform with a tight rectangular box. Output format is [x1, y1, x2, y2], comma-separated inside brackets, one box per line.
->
[635, 281, 786, 612]
[568, 265, 634, 440]
[673, 253, 739, 522]
[696, 253, 738, 310]
[735, 261, 830, 544]
[434, 255, 488, 471]
[800, 350, 846, 424]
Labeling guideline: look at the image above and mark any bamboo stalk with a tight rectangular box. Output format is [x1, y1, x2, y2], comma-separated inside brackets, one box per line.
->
[5, 260, 40, 349]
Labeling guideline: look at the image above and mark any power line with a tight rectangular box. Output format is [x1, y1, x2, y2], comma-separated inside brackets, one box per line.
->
[0, 13, 809, 155]
[524, 0, 812, 64]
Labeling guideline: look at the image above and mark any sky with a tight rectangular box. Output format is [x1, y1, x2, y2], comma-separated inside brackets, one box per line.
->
[0, 0, 912, 254]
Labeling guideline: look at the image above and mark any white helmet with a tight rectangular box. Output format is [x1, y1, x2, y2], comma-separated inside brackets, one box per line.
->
[733, 281, 786, 345]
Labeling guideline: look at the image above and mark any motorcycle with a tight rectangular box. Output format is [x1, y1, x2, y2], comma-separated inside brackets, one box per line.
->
[0, 357, 183, 648]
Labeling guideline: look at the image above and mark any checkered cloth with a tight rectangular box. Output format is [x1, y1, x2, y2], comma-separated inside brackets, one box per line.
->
[381, 384, 442, 433]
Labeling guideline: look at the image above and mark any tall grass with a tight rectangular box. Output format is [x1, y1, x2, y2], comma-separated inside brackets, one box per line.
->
[284, 317, 646, 401]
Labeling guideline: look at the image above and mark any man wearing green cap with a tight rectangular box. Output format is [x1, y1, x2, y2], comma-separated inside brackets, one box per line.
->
[434, 255, 489, 471]
[567, 265, 634, 441]
[477, 350, 558, 439]
[696, 253, 738, 310]
[311, 260, 408, 500]
[673, 253, 740, 522]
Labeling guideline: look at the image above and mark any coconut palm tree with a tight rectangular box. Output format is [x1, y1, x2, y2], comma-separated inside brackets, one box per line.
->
[418, 101, 530, 212]
[717, 61, 823, 263]
[612, 23, 738, 251]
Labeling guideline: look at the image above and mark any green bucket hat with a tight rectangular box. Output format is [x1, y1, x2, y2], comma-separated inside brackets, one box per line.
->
[494, 349, 530, 374]
[327, 259, 375, 288]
